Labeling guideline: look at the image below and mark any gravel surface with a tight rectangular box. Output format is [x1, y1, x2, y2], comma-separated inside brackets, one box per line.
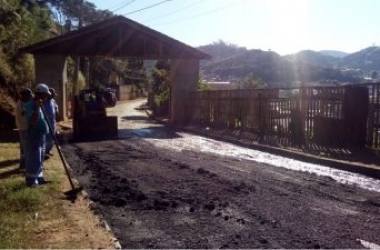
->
[61, 100, 380, 249]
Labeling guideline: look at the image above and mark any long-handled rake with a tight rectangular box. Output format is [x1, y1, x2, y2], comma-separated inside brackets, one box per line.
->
[41, 105, 83, 200]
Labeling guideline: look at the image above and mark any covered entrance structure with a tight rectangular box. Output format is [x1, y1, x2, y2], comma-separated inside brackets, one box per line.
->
[20, 15, 210, 124]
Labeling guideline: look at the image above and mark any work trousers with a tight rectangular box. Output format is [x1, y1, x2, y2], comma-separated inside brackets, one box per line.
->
[45, 122, 55, 154]
[18, 130, 29, 168]
[25, 133, 45, 186]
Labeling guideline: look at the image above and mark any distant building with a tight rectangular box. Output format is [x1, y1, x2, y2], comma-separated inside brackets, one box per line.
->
[207, 81, 233, 90]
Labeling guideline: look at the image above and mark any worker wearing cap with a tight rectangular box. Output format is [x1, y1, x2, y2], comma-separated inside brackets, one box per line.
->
[25, 83, 51, 188]
[15, 88, 33, 169]
[43, 87, 59, 158]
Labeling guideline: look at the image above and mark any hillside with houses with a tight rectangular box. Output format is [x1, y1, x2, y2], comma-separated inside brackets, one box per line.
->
[199, 41, 380, 89]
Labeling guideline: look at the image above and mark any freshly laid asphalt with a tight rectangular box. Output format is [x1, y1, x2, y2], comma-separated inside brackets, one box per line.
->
[59, 100, 380, 249]
[59, 99, 380, 181]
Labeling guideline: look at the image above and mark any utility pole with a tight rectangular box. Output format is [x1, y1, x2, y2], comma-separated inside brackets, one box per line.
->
[84, 57, 90, 89]
[78, 0, 90, 89]
[73, 0, 84, 96]
[72, 0, 84, 134]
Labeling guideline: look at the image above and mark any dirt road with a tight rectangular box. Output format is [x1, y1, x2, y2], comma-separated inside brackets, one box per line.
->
[62, 100, 380, 249]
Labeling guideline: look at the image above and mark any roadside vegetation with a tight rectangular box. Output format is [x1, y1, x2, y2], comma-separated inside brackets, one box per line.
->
[0, 132, 115, 248]
[0, 0, 149, 129]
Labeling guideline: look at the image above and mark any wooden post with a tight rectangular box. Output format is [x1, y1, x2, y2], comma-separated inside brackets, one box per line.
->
[169, 58, 199, 125]
[34, 54, 67, 121]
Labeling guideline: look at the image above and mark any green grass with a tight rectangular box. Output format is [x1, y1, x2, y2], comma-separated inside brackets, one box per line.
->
[0, 142, 60, 248]
[0, 136, 114, 249]
[0, 146, 47, 249]
[0, 181, 44, 248]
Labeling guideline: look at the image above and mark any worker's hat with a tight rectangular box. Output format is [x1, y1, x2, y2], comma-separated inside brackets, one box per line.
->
[35, 83, 51, 95]
[20, 88, 33, 97]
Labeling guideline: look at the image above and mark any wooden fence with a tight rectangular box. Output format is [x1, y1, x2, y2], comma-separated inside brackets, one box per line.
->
[188, 83, 380, 150]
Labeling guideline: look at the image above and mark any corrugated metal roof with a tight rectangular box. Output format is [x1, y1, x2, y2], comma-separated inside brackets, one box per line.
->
[20, 16, 211, 60]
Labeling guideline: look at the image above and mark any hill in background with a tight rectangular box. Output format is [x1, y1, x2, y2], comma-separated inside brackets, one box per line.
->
[341, 46, 380, 71]
[198, 41, 368, 87]
[284, 50, 341, 68]
[319, 50, 349, 58]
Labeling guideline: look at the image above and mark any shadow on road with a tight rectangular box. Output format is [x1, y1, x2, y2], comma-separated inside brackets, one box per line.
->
[65, 126, 182, 143]
[120, 115, 150, 122]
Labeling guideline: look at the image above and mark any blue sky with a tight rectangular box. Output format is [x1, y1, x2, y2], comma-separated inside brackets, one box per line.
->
[90, 0, 380, 55]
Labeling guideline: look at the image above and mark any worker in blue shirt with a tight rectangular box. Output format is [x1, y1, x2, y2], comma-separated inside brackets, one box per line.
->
[25, 83, 51, 188]
[43, 87, 58, 158]
[15, 88, 33, 169]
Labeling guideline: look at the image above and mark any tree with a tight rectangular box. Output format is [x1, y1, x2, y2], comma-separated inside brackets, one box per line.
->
[0, 0, 54, 127]
[0, 0, 117, 129]
[151, 60, 170, 116]
[198, 72, 211, 90]
[0, 0, 53, 88]
[44, 0, 113, 33]
[234, 74, 265, 89]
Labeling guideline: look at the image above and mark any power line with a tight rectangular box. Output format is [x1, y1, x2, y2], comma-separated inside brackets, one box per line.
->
[151, 0, 241, 26]
[142, 0, 204, 23]
[112, 0, 136, 12]
[106, 0, 134, 11]
[123, 0, 173, 16]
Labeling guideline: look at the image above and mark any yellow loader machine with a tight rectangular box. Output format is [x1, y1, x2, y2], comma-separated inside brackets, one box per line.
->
[73, 88, 118, 139]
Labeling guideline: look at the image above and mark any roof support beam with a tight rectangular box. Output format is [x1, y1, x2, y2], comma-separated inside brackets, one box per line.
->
[170, 58, 200, 125]
[34, 54, 67, 121]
